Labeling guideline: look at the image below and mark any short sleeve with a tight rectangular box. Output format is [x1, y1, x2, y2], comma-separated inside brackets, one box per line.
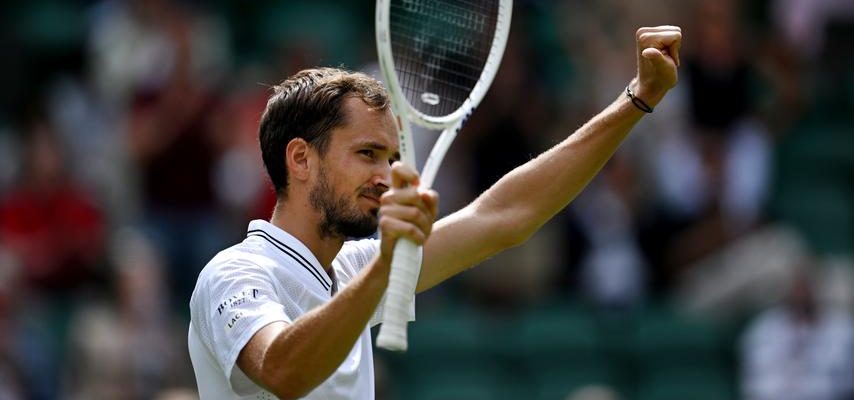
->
[335, 238, 381, 278]
[190, 257, 297, 395]
[335, 239, 419, 328]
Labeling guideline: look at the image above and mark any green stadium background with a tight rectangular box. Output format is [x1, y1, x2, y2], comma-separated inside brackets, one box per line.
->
[0, 1, 852, 399]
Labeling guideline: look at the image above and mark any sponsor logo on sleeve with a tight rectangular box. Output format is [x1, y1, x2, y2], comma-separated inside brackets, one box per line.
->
[216, 289, 260, 315]
[216, 289, 260, 332]
[227, 311, 243, 330]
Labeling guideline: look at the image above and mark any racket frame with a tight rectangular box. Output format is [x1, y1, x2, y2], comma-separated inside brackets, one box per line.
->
[374, 0, 512, 351]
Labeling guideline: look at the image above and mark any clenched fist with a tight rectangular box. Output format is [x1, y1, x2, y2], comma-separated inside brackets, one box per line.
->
[633, 25, 682, 107]
[377, 162, 439, 265]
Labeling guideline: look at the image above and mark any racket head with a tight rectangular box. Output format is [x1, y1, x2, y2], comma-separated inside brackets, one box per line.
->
[376, 0, 512, 130]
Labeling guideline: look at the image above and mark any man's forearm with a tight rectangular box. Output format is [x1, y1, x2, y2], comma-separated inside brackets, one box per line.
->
[250, 258, 389, 398]
[420, 87, 650, 292]
[481, 87, 648, 240]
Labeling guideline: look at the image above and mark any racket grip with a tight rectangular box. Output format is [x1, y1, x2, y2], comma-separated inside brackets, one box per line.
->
[376, 238, 421, 351]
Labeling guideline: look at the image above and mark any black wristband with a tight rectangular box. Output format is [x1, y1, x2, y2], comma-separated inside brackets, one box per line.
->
[625, 85, 654, 113]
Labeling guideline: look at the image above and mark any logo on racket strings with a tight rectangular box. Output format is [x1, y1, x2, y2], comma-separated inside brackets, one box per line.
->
[420, 92, 440, 106]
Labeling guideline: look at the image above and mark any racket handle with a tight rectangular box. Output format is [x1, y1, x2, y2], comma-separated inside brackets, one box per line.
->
[376, 238, 421, 351]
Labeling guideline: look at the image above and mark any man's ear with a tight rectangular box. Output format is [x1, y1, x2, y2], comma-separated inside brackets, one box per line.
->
[286, 138, 312, 183]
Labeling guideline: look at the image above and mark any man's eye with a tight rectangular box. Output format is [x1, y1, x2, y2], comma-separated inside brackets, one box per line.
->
[358, 150, 375, 159]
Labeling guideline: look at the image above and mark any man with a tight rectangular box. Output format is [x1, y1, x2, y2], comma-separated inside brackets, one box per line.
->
[741, 268, 854, 400]
[189, 26, 682, 399]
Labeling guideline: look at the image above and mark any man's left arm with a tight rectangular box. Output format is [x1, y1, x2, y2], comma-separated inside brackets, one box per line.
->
[418, 26, 682, 293]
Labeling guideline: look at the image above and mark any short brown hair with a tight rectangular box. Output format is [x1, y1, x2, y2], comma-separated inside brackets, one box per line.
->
[259, 67, 390, 197]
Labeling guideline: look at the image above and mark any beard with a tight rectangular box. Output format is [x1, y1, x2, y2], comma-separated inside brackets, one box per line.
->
[310, 166, 382, 239]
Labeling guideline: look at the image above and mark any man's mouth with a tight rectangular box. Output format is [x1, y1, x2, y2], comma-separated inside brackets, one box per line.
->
[359, 186, 386, 205]
[360, 194, 380, 205]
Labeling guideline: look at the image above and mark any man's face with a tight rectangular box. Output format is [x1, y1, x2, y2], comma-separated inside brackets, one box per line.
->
[309, 97, 399, 239]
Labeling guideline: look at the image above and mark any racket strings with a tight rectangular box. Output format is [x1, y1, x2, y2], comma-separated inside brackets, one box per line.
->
[390, 14, 491, 63]
[389, 0, 499, 118]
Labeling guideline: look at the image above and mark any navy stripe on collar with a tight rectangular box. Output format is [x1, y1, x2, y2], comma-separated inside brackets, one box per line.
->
[247, 229, 331, 291]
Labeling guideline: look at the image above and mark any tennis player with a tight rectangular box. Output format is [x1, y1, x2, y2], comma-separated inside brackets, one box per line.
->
[189, 26, 682, 399]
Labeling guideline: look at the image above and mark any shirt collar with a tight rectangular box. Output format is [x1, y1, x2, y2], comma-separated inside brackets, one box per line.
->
[246, 219, 333, 291]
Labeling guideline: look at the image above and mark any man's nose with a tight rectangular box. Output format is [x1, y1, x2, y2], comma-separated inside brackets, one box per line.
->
[372, 167, 391, 190]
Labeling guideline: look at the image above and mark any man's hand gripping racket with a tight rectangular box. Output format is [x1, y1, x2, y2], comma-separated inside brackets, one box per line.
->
[374, 0, 513, 351]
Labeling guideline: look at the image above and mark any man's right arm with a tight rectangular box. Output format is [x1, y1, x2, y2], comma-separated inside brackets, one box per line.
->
[235, 163, 438, 399]
[235, 255, 391, 399]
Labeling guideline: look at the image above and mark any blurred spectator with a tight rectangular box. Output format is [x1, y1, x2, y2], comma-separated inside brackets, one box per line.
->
[0, 118, 105, 400]
[685, 0, 753, 135]
[211, 63, 285, 225]
[64, 228, 189, 400]
[88, 0, 230, 104]
[573, 154, 648, 309]
[0, 120, 105, 293]
[46, 72, 134, 225]
[122, 3, 233, 304]
[654, 0, 773, 280]
[771, 0, 854, 61]
[741, 266, 854, 400]
[677, 225, 809, 319]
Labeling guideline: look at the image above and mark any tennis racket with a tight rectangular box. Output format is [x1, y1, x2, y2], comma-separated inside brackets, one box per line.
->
[375, 0, 512, 351]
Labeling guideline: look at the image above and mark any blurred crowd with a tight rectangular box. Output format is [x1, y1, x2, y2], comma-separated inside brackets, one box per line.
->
[0, 0, 852, 399]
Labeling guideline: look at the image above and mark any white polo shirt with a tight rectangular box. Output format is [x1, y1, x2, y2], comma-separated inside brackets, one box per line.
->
[188, 219, 414, 399]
